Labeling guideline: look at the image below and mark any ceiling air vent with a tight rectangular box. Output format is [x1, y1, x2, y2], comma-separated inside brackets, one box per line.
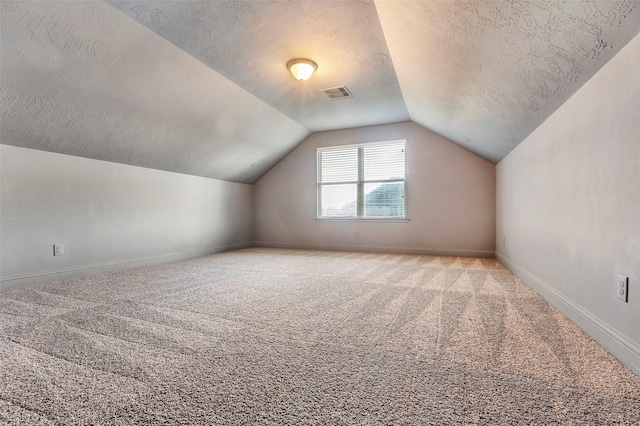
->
[321, 86, 353, 100]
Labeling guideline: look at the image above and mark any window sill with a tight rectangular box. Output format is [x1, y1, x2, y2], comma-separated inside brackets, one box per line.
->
[315, 217, 410, 223]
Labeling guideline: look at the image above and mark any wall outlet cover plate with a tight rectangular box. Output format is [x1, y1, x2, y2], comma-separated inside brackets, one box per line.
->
[617, 274, 628, 302]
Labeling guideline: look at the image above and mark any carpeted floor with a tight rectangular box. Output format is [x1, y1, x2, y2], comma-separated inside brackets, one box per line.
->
[1, 248, 639, 425]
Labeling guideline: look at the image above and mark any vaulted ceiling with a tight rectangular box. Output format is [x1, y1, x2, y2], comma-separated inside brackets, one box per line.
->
[2, 1, 639, 183]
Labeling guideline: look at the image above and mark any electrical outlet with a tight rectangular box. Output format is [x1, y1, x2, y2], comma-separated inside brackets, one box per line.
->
[617, 274, 628, 302]
[53, 244, 64, 256]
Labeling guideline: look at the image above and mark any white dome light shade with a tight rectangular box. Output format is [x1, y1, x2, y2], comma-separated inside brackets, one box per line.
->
[287, 58, 317, 81]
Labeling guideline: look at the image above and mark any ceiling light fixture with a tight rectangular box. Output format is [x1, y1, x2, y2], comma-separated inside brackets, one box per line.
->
[287, 58, 317, 81]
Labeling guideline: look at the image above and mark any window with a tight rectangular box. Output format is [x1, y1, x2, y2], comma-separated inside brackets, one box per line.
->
[317, 140, 406, 218]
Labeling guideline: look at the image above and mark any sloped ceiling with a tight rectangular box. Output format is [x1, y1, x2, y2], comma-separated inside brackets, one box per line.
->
[106, 0, 410, 132]
[376, 0, 640, 162]
[2, 1, 639, 182]
[1, 1, 310, 183]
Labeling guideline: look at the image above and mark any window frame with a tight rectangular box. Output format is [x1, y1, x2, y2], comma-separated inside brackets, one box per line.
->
[316, 140, 407, 220]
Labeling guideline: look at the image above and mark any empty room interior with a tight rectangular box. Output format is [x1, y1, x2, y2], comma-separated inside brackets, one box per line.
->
[1, 0, 640, 424]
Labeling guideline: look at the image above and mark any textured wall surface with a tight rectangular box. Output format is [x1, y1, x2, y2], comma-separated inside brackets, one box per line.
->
[0, 145, 254, 289]
[496, 33, 640, 373]
[255, 122, 495, 256]
[376, 0, 640, 162]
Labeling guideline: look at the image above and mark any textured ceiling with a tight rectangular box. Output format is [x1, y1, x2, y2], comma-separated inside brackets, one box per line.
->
[376, 0, 640, 162]
[1, 1, 640, 182]
[106, 0, 410, 132]
[0, 1, 309, 183]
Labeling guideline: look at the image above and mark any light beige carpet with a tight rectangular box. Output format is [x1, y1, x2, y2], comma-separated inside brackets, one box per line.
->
[1, 248, 639, 424]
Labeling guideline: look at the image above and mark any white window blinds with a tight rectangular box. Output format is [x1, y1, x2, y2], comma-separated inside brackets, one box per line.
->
[317, 140, 406, 218]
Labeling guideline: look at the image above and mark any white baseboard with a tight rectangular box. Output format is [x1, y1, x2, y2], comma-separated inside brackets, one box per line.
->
[496, 252, 640, 376]
[0, 242, 252, 291]
[254, 241, 495, 258]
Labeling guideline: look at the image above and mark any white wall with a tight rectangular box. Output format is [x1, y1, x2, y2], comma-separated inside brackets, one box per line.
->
[0, 145, 253, 290]
[254, 122, 495, 256]
[496, 34, 640, 374]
